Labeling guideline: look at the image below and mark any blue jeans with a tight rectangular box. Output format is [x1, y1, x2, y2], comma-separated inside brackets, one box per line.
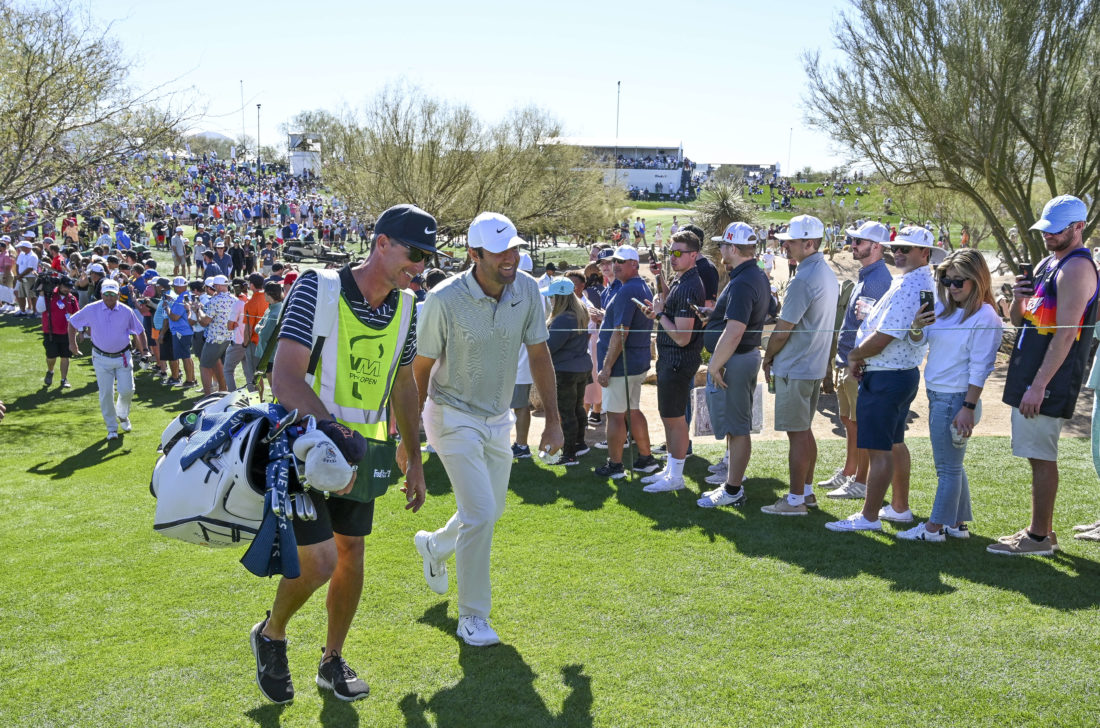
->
[927, 389, 973, 526]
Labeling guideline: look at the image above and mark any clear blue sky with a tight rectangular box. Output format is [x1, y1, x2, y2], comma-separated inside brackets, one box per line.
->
[92, 0, 851, 172]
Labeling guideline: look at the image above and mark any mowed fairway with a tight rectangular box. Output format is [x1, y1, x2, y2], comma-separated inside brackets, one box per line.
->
[1, 318, 1099, 728]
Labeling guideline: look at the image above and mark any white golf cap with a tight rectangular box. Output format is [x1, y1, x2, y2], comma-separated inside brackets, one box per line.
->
[845, 220, 891, 244]
[776, 215, 825, 241]
[211, 275, 229, 286]
[171, 276, 188, 286]
[23, 231, 35, 239]
[100, 279, 120, 294]
[611, 245, 640, 262]
[203, 277, 215, 288]
[518, 252, 533, 272]
[16, 241, 32, 249]
[175, 226, 184, 232]
[87, 263, 106, 274]
[712, 222, 757, 245]
[541, 277, 575, 296]
[891, 225, 946, 264]
[468, 211, 525, 253]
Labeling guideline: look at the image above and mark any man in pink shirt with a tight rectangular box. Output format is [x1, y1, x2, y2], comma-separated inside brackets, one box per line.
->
[68, 279, 151, 440]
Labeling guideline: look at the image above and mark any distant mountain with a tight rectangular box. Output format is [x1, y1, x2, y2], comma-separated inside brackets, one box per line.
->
[187, 130, 234, 142]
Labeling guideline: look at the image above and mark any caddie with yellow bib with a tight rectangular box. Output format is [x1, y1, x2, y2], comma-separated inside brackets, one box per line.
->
[247, 204, 434, 705]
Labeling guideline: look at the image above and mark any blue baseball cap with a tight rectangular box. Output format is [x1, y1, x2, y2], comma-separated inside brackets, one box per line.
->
[540, 277, 575, 296]
[374, 204, 439, 253]
[1030, 195, 1087, 233]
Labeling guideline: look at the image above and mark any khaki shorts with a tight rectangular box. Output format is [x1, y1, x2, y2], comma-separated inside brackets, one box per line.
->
[837, 366, 859, 421]
[601, 372, 646, 414]
[774, 376, 821, 432]
[1010, 407, 1063, 462]
[17, 276, 36, 299]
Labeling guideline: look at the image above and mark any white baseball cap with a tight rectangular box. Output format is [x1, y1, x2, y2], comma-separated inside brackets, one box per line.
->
[171, 276, 188, 287]
[891, 225, 946, 264]
[175, 226, 184, 232]
[211, 275, 229, 286]
[776, 215, 825, 241]
[468, 212, 525, 253]
[712, 222, 757, 245]
[845, 220, 891, 244]
[23, 231, 35, 239]
[87, 263, 106, 274]
[100, 279, 120, 294]
[518, 252, 533, 272]
[16, 241, 32, 249]
[611, 245, 640, 262]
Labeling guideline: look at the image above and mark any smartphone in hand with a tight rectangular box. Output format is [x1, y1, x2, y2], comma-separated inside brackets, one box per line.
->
[1019, 263, 1033, 281]
[919, 289, 934, 312]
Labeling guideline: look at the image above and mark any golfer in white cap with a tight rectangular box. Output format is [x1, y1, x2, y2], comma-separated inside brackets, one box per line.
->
[413, 211, 564, 647]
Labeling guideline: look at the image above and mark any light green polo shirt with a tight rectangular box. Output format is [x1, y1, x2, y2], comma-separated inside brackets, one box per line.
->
[417, 266, 549, 418]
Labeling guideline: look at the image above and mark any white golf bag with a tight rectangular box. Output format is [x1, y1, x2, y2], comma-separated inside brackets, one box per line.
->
[150, 391, 272, 547]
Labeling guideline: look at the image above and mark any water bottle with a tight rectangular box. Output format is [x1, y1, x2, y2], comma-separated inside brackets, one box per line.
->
[768, 374, 776, 394]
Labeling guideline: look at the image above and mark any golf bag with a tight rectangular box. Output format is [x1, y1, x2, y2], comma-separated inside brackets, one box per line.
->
[149, 391, 296, 548]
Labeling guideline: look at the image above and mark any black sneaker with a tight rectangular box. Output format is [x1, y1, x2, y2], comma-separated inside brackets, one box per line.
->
[60, 379, 71, 389]
[594, 460, 625, 479]
[633, 454, 663, 473]
[250, 612, 294, 704]
[316, 650, 370, 702]
[44, 371, 54, 386]
[588, 412, 602, 425]
[559, 452, 580, 466]
[166, 377, 182, 387]
[511, 444, 532, 459]
[574, 443, 591, 457]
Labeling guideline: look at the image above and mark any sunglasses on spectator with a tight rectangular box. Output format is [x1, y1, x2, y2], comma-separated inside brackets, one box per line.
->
[891, 245, 913, 254]
[668, 249, 694, 258]
[393, 239, 431, 264]
[940, 277, 968, 288]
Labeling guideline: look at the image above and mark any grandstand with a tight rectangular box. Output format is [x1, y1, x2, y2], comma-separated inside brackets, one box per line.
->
[550, 137, 690, 198]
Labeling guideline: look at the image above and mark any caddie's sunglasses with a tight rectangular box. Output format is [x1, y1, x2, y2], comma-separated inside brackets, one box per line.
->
[940, 277, 968, 289]
[891, 245, 913, 254]
[393, 239, 431, 264]
[668, 249, 694, 258]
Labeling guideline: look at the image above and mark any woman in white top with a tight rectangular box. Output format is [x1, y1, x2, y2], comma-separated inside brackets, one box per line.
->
[903, 249, 1002, 541]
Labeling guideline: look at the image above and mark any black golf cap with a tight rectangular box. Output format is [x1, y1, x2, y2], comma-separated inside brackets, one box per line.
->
[374, 204, 439, 254]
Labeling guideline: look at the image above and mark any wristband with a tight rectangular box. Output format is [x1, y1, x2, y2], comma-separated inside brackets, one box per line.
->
[961, 401, 976, 410]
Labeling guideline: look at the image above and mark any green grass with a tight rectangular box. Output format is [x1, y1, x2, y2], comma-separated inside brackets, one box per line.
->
[2, 319, 1099, 727]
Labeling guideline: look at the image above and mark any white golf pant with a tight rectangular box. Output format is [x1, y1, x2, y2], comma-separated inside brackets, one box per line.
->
[423, 399, 514, 619]
[92, 351, 134, 432]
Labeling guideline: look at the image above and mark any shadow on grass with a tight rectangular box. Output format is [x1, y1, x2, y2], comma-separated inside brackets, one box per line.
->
[616, 470, 1100, 611]
[510, 458, 615, 512]
[400, 603, 593, 728]
[243, 703, 288, 728]
[317, 686, 360, 727]
[28, 433, 130, 479]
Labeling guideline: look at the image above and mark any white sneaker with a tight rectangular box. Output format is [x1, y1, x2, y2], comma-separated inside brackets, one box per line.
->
[456, 615, 500, 647]
[879, 505, 914, 523]
[642, 475, 686, 493]
[705, 472, 747, 486]
[826, 478, 866, 499]
[945, 523, 970, 539]
[697, 487, 745, 508]
[414, 531, 448, 595]
[641, 467, 670, 484]
[897, 522, 946, 542]
[118, 418, 132, 433]
[825, 513, 883, 532]
[106, 431, 119, 441]
[817, 467, 849, 488]
[707, 459, 729, 475]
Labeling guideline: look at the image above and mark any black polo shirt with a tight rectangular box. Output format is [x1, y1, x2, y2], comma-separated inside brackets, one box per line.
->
[657, 266, 705, 368]
[695, 255, 720, 302]
[703, 259, 770, 354]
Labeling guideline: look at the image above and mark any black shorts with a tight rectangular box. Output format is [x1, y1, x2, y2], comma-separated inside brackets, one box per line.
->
[158, 332, 173, 360]
[43, 332, 70, 359]
[292, 489, 375, 546]
[656, 356, 698, 418]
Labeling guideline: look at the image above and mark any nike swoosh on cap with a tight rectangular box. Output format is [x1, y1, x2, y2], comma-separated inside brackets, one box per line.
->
[496, 226, 507, 234]
[425, 227, 436, 234]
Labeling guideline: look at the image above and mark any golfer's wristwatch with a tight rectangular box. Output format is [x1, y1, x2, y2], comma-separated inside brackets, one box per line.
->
[961, 401, 976, 410]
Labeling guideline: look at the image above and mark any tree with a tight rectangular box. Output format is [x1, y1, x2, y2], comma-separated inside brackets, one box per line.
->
[0, 0, 186, 208]
[804, 0, 1100, 268]
[301, 85, 620, 241]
